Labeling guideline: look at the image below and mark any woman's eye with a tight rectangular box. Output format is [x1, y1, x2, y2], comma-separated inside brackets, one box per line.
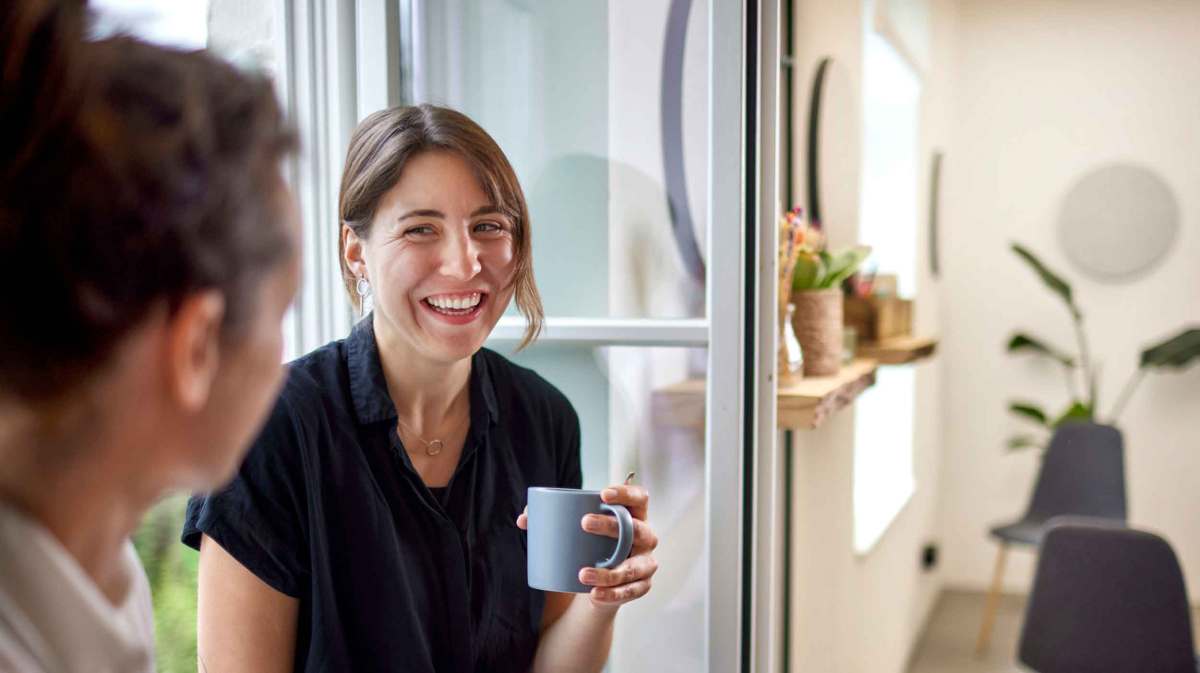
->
[404, 225, 434, 236]
[474, 221, 505, 234]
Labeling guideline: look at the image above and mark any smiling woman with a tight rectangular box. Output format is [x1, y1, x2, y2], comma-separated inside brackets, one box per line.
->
[343, 149, 524, 363]
[182, 103, 660, 673]
[337, 105, 543, 349]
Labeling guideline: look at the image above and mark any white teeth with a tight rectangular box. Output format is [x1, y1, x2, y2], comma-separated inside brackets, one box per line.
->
[427, 293, 481, 311]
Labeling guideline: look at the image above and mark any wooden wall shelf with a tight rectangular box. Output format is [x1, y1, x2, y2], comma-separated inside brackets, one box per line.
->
[777, 359, 879, 428]
[653, 359, 879, 431]
[855, 335, 938, 365]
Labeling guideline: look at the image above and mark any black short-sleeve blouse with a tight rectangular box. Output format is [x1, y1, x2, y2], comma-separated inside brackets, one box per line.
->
[181, 318, 582, 673]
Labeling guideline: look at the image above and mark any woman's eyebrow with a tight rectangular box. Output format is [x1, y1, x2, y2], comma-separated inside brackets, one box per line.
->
[397, 208, 444, 221]
[397, 206, 503, 221]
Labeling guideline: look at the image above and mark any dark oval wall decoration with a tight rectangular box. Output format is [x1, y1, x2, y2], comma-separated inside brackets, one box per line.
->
[929, 150, 943, 278]
[660, 0, 705, 282]
[805, 57, 832, 226]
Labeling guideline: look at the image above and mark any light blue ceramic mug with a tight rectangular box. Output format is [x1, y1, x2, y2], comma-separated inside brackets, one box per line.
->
[526, 487, 635, 593]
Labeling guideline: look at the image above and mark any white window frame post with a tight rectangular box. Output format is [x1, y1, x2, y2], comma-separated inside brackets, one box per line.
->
[710, 1, 783, 671]
[279, 0, 358, 355]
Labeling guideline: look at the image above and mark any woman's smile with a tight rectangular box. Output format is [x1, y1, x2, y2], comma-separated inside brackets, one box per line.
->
[420, 290, 488, 325]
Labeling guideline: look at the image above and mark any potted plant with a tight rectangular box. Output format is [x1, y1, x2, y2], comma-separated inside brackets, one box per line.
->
[786, 212, 871, 377]
[1005, 242, 1200, 449]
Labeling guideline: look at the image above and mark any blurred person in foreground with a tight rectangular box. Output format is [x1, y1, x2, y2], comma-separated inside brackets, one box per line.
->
[0, 1, 301, 671]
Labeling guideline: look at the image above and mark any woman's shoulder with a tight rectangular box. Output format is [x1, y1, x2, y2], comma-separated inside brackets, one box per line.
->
[231, 338, 352, 460]
[477, 347, 575, 417]
[278, 338, 351, 413]
[475, 345, 578, 429]
[288, 337, 346, 384]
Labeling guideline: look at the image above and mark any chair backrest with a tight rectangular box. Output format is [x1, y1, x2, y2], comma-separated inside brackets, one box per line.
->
[1023, 422, 1126, 524]
[1019, 521, 1196, 673]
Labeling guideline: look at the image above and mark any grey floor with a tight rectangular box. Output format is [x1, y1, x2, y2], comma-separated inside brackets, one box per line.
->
[906, 591, 1027, 673]
[906, 590, 1200, 673]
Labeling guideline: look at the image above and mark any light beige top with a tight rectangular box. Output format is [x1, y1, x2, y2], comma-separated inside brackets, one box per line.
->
[0, 502, 155, 673]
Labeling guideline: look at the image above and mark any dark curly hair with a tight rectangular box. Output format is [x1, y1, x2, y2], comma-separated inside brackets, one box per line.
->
[0, 0, 298, 403]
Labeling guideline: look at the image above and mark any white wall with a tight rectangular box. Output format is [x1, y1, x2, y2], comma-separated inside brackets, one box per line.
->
[787, 0, 954, 671]
[792, 391, 943, 673]
[938, 0, 1200, 597]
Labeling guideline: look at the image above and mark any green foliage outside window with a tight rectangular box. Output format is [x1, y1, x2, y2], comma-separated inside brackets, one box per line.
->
[132, 495, 198, 673]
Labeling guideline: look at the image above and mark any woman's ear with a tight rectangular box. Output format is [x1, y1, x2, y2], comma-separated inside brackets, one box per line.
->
[166, 291, 226, 412]
[342, 225, 368, 280]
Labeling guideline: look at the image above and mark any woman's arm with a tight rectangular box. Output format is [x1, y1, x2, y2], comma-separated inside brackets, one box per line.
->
[197, 534, 299, 673]
[530, 592, 616, 673]
[531, 593, 617, 673]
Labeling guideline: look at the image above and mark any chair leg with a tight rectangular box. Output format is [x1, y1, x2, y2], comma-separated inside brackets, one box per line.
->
[975, 543, 1009, 656]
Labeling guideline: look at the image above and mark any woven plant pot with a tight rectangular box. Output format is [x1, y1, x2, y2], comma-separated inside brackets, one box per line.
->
[791, 289, 843, 377]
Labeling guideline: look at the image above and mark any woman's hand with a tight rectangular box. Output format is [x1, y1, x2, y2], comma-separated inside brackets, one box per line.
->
[515, 484, 659, 611]
[579, 485, 659, 610]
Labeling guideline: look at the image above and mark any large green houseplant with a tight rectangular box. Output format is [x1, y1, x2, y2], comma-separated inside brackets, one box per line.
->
[1005, 242, 1200, 450]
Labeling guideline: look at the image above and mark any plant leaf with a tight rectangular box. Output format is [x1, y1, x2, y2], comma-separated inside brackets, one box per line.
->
[791, 252, 822, 291]
[814, 250, 834, 288]
[1006, 435, 1043, 451]
[1011, 243, 1079, 318]
[822, 245, 872, 289]
[1009, 401, 1050, 427]
[1007, 332, 1076, 367]
[1052, 400, 1094, 427]
[1140, 328, 1200, 370]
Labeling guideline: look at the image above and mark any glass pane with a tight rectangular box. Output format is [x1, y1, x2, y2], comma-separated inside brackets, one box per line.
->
[407, 1, 710, 320]
[88, 0, 208, 48]
[502, 343, 708, 672]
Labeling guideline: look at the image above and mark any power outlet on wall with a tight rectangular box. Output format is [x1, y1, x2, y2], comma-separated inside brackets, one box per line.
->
[921, 543, 939, 571]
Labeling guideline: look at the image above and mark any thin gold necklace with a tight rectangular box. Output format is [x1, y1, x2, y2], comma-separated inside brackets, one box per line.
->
[395, 416, 445, 456]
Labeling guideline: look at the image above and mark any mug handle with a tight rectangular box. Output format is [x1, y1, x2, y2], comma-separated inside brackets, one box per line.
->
[595, 503, 634, 569]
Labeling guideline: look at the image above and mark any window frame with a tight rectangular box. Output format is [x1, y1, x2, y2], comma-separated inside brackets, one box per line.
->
[279, 2, 778, 669]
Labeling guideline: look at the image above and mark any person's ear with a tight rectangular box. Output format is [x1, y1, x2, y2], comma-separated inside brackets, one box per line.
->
[166, 291, 226, 412]
[343, 225, 369, 280]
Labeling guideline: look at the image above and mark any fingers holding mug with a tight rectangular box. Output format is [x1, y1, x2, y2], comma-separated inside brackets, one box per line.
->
[600, 484, 649, 521]
[579, 554, 659, 589]
[581, 513, 658, 552]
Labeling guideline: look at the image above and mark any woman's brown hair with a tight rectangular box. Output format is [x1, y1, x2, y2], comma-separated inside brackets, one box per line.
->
[0, 0, 297, 403]
[337, 104, 543, 347]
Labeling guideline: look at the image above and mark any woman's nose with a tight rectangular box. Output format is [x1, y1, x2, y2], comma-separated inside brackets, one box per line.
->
[439, 231, 482, 280]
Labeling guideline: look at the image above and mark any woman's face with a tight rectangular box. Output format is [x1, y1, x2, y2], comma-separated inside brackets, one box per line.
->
[350, 150, 517, 365]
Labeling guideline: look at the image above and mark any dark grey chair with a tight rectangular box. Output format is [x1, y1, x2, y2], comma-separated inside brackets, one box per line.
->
[1019, 521, 1198, 673]
[976, 422, 1127, 654]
